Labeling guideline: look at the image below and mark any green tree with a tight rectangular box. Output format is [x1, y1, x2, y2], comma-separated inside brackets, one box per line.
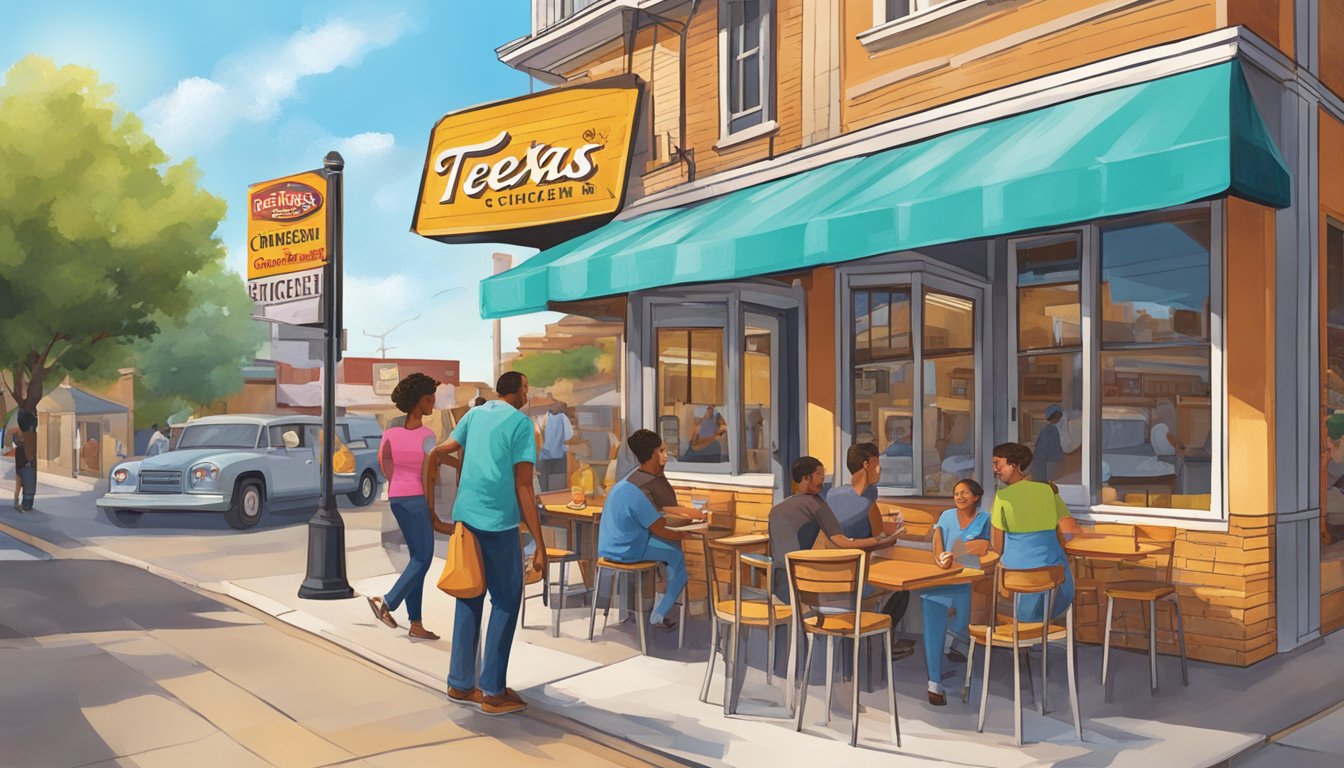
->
[511, 345, 602, 389]
[132, 262, 266, 428]
[0, 56, 227, 415]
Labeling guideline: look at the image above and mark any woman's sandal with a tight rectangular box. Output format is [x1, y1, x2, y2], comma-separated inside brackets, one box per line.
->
[367, 596, 398, 629]
[408, 625, 440, 640]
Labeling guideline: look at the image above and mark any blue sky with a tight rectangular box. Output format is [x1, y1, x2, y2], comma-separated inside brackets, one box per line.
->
[3, 0, 562, 383]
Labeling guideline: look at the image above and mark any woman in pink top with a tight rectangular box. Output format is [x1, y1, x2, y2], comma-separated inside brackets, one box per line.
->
[367, 373, 453, 639]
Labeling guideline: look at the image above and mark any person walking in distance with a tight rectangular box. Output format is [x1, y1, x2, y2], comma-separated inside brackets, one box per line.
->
[367, 373, 451, 640]
[429, 371, 546, 716]
[14, 409, 38, 511]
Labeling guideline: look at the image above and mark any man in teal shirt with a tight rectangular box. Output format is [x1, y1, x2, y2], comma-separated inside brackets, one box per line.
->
[430, 371, 546, 716]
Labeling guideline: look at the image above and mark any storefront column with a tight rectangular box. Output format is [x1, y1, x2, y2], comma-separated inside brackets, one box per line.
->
[1274, 81, 1323, 651]
[805, 267, 837, 473]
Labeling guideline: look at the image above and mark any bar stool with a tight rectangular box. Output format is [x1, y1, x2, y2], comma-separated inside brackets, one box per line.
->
[1101, 526, 1189, 695]
[587, 557, 686, 655]
[699, 539, 793, 715]
[520, 545, 581, 637]
[787, 549, 900, 749]
[964, 565, 1082, 746]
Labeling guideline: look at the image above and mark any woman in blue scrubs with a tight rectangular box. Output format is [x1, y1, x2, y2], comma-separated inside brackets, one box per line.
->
[919, 478, 991, 705]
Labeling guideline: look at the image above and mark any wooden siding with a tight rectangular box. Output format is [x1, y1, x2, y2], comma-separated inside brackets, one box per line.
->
[1321, 110, 1344, 634]
[841, 0, 1219, 132]
[1226, 0, 1295, 59]
[1323, 0, 1344, 102]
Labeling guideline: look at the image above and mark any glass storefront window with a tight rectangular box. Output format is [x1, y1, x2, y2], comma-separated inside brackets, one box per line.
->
[1017, 238, 1082, 350]
[1322, 222, 1344, 634]
[1096, 207, 1212, 511]
[657, 329, 728, 465]
[852, 285, 976, 495]
[1100, 209, 1211, 345]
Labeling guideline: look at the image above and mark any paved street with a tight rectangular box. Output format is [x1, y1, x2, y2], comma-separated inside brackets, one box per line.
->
[0, 553, 658, 768]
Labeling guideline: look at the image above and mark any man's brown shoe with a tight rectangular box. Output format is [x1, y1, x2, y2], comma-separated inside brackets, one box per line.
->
[482, 688, 528, 716]
[447, 687, 482, 709]
[928, 690, 947, 706]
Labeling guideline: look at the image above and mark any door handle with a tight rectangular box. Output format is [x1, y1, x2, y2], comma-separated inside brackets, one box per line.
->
[305, 460, 314, 465]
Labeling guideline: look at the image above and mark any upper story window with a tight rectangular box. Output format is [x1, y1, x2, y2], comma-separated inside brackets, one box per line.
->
[875, 0, 957, 25]
[719, 0, 774, 141]
[537, 0, 606, 31]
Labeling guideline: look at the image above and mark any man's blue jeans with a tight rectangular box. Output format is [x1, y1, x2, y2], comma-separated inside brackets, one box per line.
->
[384, 496, 434, 623]
[639, 537, 688, 623]
[16, 464, 36, 509]
[448, 523, 522, 697]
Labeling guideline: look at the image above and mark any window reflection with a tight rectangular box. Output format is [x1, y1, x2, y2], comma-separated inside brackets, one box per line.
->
[657, 329, 728, 464]
[854, 287, 916, 490]
[1098, 209, 1212, 511]
[1019, 353, 1083, 486]
[744, 324, 773, 473]
[923, 291, 976, 494]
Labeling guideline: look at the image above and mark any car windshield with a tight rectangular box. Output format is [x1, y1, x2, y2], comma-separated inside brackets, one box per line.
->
[176, 424, 260, 449]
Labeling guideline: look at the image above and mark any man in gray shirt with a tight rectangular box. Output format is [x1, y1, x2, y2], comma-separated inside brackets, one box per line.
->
[769, 456, 900, 603]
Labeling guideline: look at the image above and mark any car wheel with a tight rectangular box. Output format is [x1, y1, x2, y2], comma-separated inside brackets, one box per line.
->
[107, 509, 143, 527]
[346, 470, 378, 506]
[226, 479, 264, 530]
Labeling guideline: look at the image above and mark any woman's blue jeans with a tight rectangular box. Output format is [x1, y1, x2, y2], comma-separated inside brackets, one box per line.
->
[384, 496, 434, 623]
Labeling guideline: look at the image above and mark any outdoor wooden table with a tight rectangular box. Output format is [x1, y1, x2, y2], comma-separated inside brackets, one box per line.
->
[542, 498, 603, 588]
[1065, 535, 1164, 561]
[867, 551, 1000, 591]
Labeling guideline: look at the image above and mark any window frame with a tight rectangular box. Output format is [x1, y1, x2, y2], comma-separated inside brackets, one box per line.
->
[650, 302, 734, 475]
[718, 0, 776, 146]
[871, 0, 959, 26]
[838, 260, 988, 498]
[1009, 201, 1227, 524]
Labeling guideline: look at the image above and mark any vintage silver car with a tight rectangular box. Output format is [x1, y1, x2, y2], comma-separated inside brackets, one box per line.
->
[96, 414, 384, 529]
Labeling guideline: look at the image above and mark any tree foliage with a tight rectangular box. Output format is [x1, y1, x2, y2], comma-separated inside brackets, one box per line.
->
[131, 263, 265, 427]
[0, 56, 228, 411]
[511, 345, 602, 389]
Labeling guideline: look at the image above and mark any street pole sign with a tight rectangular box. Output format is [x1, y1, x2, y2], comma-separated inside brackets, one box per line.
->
[297, 151, 353, 601]
[247, 170, 329, 326]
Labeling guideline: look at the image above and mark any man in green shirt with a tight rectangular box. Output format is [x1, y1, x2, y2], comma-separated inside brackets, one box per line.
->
[430, 371, 546, 716]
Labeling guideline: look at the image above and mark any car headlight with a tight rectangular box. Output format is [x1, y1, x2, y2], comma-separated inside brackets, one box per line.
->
[189, 462, 221, 489]
[110, 467, 136, 492]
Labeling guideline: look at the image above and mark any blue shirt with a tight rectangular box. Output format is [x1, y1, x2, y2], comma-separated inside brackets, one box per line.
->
[540, 411, 574, 461]
[450, 400, 537, 531]
[823, 484, 878, 539]
[934, 507, 991, 566]
[598, 479, 662, 562]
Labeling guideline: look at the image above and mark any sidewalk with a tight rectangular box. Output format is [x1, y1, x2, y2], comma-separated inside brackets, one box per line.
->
[82, 530, 1335, 768]
[2, 466, 1340, 767]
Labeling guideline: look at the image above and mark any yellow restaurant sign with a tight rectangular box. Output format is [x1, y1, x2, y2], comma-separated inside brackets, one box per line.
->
[247, 170, 328, 280]
[412, 75, 643, 247]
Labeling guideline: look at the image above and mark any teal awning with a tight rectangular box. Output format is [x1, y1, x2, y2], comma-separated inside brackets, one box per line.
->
[482, 61, 1290, 319]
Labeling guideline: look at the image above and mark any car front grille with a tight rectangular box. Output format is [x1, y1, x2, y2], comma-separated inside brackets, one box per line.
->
[139, 470, 183, 493]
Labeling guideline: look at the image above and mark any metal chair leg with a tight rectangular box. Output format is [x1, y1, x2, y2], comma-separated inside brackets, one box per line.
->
[824, 636, 835, 726]
[766, 616, 775, 686]
[786, 618, 799, 715]
[1042, 589, 1054, 716]
[1022, 649, 1036, 708]
[795, 635, 814, 733]
[587, 565, 603, 641]
[700, 618, 719, 703]
[962, 636, 976, 703]
[553, 560, 566, 638]
[678, 600, 686, 649]
[883, 631, 900, 747]
[635, 573, 649, 656]
[729, 622, 748, 715]
[723, 621, 738, 716]
[601, 568, 616, 634]
[1013, 596, 1023, 747]
[1148, 600, 1158, 694]
[1172, 594, 1189, 687]
[1067, 606, 1083, 742]
[850, 631, 863, 747]
[1101, 595, 1114, 686]
[977, 625, 992, 732]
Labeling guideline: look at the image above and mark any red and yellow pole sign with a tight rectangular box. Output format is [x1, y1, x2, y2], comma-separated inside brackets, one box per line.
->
[411, 74, 643, 248]
[247, 170, 328, 325]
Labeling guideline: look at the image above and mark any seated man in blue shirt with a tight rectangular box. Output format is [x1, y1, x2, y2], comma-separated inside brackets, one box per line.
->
[599, 429, 706, 630]
[825, 441, 915, 659]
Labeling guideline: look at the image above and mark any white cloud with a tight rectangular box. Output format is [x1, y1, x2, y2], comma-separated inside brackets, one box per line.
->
[143, 14, 408, 158]
[333, 131, 396, 163]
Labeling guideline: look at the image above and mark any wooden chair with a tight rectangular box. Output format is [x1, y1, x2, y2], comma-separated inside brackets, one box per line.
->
[963, 565, 1082, 746]
[587, 557, 686, 655]
[786, 549, 900, 748]
[698, 538, 793, 716]
[1101, 525, 1189, 694]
